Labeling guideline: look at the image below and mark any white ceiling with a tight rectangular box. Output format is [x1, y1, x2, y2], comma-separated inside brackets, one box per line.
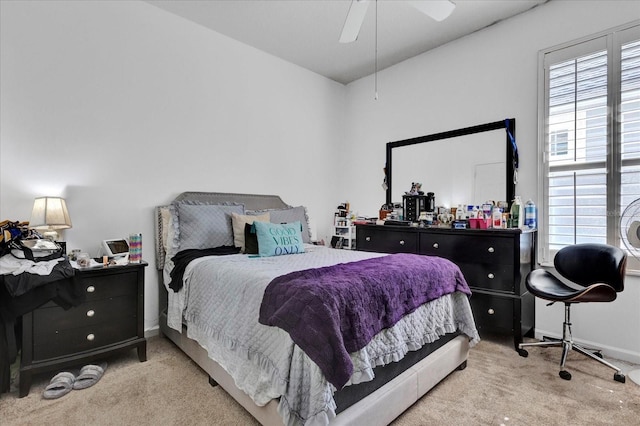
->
[145, 0, 549, 85]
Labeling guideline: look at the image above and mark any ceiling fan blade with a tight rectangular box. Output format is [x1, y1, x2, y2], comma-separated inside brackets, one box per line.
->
[339, 0, 371, 44]
[407, 0, 456, 22]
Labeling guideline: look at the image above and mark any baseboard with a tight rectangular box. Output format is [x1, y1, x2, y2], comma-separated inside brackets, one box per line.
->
[533, 329, 640, 365]
[144, 327, 160, 338]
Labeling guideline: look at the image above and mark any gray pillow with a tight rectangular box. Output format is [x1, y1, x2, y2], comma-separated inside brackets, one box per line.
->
[250, 206, 311, 243]
[176, 203, 245, 250]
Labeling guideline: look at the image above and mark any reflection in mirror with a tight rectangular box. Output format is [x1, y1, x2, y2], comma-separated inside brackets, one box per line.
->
[391, 131, 506, 207]
[386, 119, 516, 208]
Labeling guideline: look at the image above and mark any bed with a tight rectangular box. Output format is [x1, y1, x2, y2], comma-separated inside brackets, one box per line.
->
[155, 192, 479, 426]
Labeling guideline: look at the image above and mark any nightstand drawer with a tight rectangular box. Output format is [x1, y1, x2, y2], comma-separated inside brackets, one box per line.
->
[81, 273, 138, 301]
[33, 296, 137, 339]
[32, 318, 138, 360]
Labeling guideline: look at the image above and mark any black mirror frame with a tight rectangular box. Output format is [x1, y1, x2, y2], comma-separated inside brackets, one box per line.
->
[385, 118, 517, 207]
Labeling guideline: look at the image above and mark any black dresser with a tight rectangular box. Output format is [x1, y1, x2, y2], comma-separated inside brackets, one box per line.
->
[356, 224, 536, 353]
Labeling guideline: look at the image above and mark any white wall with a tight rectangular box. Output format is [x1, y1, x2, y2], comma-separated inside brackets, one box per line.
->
[342, 1, 640, 363]
[0, 0, 345, 331]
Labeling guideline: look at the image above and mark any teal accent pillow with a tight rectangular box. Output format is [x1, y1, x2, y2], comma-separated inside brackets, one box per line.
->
[254, 221, 305, 257]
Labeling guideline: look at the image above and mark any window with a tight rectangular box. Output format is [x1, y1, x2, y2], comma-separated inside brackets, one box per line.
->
[549, 130, 569, 158]
[539, 22, 640, 266]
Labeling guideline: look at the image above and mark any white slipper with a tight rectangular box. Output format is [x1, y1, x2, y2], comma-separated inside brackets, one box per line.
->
[43, 371, 75, 399]
[72, 363, 107, 390]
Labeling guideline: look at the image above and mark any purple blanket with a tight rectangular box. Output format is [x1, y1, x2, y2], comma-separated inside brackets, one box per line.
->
[258, 253, 471, 389]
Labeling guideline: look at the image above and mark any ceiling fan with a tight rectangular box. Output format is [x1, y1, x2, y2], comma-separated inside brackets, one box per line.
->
[339, 0, 456, 43]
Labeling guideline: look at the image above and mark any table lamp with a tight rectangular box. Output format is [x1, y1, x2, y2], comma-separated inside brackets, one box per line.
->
[29, 197, 72, 241]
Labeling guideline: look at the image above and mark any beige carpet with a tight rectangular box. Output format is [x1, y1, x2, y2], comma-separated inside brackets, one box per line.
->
[2, 335, 639, 425]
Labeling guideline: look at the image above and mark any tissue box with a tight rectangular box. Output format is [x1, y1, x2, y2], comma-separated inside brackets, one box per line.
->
[469, 218, 490, 229]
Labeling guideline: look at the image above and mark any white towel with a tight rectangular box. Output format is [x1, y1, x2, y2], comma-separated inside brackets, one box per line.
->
[0, 254, 65, 276]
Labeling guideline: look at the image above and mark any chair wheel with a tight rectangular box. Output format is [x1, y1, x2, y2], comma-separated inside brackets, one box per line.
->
[518, 348, 528, 358]
[559, 370, 572, 380]
[614, 373, 626, 383]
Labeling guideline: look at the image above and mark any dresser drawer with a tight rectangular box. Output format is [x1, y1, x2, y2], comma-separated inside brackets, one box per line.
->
[419, 233, 515, 265]
[33, 296, 137, 340]
[32, 316, 138, 360]
[457, 262, 517, 294]
[469, 292, 515, 334]
[356, 227, 418, 253]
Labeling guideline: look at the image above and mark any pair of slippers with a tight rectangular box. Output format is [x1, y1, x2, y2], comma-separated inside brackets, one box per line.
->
[42, 363, 107, 399]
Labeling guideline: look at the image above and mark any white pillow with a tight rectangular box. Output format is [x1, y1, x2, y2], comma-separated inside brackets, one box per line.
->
[231, 212, 270, 252]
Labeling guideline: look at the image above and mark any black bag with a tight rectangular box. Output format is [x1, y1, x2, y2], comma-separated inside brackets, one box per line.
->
[1, 220, 31, 257]
[10, 239, 64, 262]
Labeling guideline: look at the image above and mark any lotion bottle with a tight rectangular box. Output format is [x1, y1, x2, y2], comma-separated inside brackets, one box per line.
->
[492, 207, 502, 228]
[510, 196, 524, 228]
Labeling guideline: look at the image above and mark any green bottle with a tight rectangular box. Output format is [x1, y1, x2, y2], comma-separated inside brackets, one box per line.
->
[510, 196, 523, 228]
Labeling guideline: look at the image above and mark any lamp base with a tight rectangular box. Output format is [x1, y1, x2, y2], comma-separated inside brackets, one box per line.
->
[42, 230, 60, 241]
[629, 369, 640, 385]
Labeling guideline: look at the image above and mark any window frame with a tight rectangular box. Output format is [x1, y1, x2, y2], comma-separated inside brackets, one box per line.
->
[538, 21, 640, 267]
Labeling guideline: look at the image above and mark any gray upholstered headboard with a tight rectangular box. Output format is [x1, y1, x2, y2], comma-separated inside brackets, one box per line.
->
[154, 191, 290, 271]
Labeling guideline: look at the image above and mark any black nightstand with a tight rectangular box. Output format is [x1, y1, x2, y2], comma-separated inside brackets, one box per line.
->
[18, 261, 147, 397]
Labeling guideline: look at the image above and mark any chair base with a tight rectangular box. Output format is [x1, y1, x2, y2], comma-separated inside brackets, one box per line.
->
[518, 304, 626, 383]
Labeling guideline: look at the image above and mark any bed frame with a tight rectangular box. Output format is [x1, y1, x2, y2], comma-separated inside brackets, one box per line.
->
[155, 192, 470, 425]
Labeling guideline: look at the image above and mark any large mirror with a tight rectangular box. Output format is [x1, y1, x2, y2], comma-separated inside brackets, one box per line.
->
[386, 119, 516, 208]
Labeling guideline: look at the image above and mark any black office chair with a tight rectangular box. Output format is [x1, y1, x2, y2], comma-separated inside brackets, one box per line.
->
[518, 243, 626, 383]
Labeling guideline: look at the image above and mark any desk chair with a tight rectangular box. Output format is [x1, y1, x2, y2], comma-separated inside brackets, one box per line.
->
[518, 243, 626, 383]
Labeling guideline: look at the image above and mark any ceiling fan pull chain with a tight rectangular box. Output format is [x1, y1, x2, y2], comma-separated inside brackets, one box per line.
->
[374, 0, 378, 100]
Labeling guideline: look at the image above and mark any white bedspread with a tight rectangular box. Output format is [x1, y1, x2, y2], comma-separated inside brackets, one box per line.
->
[164, 245, 479, 426]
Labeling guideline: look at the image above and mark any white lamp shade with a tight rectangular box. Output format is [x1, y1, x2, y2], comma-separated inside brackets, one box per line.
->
[29, 197, 72, 230]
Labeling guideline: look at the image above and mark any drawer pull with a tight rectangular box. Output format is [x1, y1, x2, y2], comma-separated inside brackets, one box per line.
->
[366, 236, 371, 242]
[86, 285, 95, 293]
[488, 273, 495, 279]
[487, 247, 495, 253]
[488, 308, 495, 315]
[86, 333, 95, 341]
[86, 310, 95, 317]
[433, 243, 439, 249]
[399, 240, 405, 245]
